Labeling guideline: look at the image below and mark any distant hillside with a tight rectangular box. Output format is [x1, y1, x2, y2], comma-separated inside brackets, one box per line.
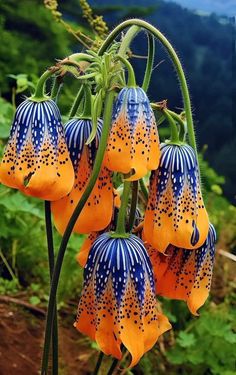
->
[84, 0, 235, 201]
[169, 0, 236, 16]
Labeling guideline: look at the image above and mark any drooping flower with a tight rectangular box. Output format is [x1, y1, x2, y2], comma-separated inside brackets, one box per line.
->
[51, 118, 114, 234]
[75, 233, 171, 367]
[0, 99, 74, 200]
[147, 224, 216, 315]
[104, 87, 160, 181]
[143, 143, 209, 252]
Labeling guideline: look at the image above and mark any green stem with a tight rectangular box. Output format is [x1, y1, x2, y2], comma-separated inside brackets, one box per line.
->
[116, 55, 136, 87]
[93, 352, 104, 375]
[115, 180, 131, 236]
[98, 19, 196, 153]
[32, 70, 54, 100]
[68, 85, 83, 119]
[142, 33, 155, 92]
[51, 77, 63, 102]
[167, 109, 186, 141]
[41, 90, 115, 375]
[81, 85, 92, 118]
[44, 202, 58, 375]
[107, 358, 119, 375]
[139, 178, 148, 202]
[128, 181, 138, 232]
[163, 109, 179, 143]
[117, 26, 141, 57]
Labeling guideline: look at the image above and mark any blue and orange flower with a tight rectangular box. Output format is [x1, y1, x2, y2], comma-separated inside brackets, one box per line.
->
[146, 224, 216, 315]
[143, 143, 209, 252]
[51, 118, 114, 234]
[75, 233, 171, 366]
[0, 99, 74, 200]
[104, 87, 160, 181]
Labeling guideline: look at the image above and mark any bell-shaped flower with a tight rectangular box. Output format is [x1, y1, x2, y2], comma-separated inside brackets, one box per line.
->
[51, 119, 114, 234]
[104, 87, 160, 181]
[147, 224, 216, 315]
[75, 233, 171, 367]
[0, 99, 74, 200]
[143, 143, 209, 252]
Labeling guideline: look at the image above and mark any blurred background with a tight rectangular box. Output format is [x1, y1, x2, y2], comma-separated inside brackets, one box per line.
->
[0, 1, 235, 374]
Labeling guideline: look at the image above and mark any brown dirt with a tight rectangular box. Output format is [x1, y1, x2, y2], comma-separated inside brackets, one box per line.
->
[0, 302, 105, 375]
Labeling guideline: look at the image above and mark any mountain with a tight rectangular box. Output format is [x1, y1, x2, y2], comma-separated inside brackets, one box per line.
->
[169, 0, 236, 16]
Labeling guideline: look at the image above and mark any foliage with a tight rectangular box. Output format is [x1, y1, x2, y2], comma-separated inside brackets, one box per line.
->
[166, 301, 236, 375]
[0, 2, 235, 374]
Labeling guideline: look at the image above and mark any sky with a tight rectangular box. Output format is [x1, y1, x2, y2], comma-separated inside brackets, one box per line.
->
[170, 0, 236, 16]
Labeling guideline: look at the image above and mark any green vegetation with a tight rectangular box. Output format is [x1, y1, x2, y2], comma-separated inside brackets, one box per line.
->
[0, 1, 235, 374]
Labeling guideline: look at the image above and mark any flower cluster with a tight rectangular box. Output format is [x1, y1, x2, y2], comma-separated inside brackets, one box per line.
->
[0, 81, 216, 367]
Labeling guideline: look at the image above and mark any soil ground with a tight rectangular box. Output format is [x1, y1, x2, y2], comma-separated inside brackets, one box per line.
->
[0, 302, 105, 375]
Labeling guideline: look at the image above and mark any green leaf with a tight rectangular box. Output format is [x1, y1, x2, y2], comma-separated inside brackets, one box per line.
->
[176, 332, 196, 348]
[29, 296, 41, 305]
[0, 191, 43, 218]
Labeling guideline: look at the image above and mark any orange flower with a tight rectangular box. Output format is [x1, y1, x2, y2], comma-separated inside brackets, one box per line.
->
[146, 224, 216, 315]
[75, 233, 171, 366]
[51, 118, 114, 234]
[104, 87, 160, 181]
[0, 99, 74, 200]
[143, 143, 209, 252]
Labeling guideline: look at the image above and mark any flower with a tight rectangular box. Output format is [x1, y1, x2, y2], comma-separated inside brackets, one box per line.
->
[51, 118, 114, 234]
[147, 224, 216, 315]
[0, 99, 74, 200]
[104, 87, 160, 181]
[75, 233, 171, 367]
[143, 143, 209, 252]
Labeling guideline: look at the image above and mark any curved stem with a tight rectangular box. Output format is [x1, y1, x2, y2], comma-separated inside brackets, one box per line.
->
[93, 352, 104, 375]
[98, 19, 196, 153]
[32, 70, 54, 100]
[117, 26, 141, 57]
[44, 202, 58, 375]
[51, 77, 63, 102]
[142, 33, 155, 92]
[116, 55, 136, 87]
[107, 358, 119, 375]
[167, 109, 186, 141]
[128, 181, 138, 232]
[41, 90, 116, 374]
[163, 109, 179, 143]
[81, 84, 92, 118]
[69, 85, 83, 119]
[114, 180, 131, 236]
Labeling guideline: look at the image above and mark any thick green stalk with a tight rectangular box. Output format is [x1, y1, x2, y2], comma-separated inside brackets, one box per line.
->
[44, 202, 58, 375]
[81, 84, 92, 118]
[116, 55, 136, 87]
[116, 26, 141, 57]
[98, 19, 197, 153]
[41, 90, 116, 374]
[163, 109, 180, 143]
[142, 33, 155, 92]
[114, 180, 131, 236]
[68, 85, 83, 119]
[167, 109, 186, 141]
[32, 70, 54, 100]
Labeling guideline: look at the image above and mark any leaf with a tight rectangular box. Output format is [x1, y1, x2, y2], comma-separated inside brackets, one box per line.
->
[176, 332, 196, 348]
[29, 296, 41, 305]
[0, 191, 43, 218]
[0, 97, 14, 139]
